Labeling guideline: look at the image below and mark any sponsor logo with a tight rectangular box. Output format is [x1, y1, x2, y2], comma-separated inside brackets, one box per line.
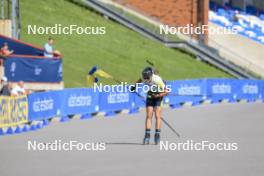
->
[33, 98, 54, 112]
[178, 85, 201, 95]
[242, 84, 258, 94]
[212, 84, 231, 94]
[10, 62, 16, 77]
[34, 66, 42, 76]
[108, 93, 129, 104]
[68, 94, 92, 107]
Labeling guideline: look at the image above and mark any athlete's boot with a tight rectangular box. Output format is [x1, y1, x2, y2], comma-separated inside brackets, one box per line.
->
[143, 129, 151, 145]
[154, 129, 161, 145]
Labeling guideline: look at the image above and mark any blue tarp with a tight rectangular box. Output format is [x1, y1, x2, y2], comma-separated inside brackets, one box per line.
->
[4, 57, 63, 82]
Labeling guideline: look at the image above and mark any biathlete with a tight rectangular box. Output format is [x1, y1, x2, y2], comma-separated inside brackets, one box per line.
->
[132, 67, 169, 145]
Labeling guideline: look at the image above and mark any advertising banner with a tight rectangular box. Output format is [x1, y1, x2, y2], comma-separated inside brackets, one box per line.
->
[98, 85, 134, 112]
[165, 79, 206, 106]
[0, 95, 28, 128]
[4, 57, 62, 82]
[60, 88, 99, 116]
[206, 79, 237, 102]
[28, 91, 62, 121]
[235, 79, 262, 101]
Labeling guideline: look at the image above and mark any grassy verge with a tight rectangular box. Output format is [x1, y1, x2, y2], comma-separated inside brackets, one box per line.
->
[20, 0, 231, 87]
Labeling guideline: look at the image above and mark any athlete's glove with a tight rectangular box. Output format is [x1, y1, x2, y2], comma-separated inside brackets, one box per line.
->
[151, 94, 161, 99]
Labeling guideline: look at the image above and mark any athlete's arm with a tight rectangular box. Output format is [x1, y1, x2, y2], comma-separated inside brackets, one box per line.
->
[152, 89, 169, 98]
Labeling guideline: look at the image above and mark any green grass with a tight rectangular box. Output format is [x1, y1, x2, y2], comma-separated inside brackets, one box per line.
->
[20, 0, 231, 87]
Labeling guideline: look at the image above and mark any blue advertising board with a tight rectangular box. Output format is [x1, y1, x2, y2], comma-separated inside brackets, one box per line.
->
[97, 85, 134, 113]
[206, 79, 237, 103]
[28, 91, 62, 121]
[260, 80, 264, 101]
[25, 79, 264, 123]
[4, 57, 62, 82]
[60, 88, 99, 116]
[235, 79, 262, 102]
[165, 79, 206, 106]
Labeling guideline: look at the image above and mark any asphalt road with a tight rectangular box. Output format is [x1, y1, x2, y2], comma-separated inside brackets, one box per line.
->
[0, 102, 264, 176]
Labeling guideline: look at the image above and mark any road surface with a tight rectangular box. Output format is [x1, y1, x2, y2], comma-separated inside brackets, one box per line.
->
[0, 102, 264, 176]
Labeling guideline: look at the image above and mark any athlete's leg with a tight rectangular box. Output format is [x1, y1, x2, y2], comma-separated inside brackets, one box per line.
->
[155, 106, 162, 130]
[154, 106, 162, 144]
[143, 106, 153, 144]
[146, 106, 154, 130]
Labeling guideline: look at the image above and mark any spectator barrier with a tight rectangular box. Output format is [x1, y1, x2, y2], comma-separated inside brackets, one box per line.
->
[4, 56, 62, 82]
[164, 79, 207, 108]
[0, 34, 63, 83]
[0, 95, 28, 128]
[28, 88, 99, 121]
[0, 79, 263, 135]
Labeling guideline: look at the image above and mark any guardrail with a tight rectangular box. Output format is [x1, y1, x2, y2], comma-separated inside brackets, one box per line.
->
[0, 78, 263, 136]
